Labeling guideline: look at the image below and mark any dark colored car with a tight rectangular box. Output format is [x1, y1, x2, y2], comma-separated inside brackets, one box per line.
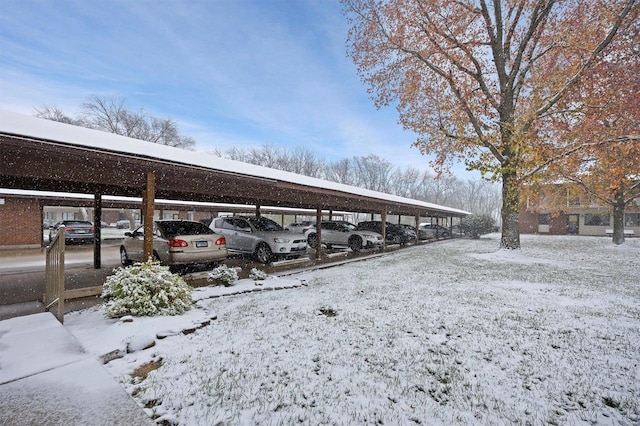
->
[356, 221, 414, 245]
[49, 220, 94, 244]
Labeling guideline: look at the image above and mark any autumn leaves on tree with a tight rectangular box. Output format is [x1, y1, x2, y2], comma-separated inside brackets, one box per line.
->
[343, 0, 639, 248]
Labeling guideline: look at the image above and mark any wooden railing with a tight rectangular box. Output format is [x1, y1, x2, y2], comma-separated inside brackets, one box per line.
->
[44, 225, 65, 323]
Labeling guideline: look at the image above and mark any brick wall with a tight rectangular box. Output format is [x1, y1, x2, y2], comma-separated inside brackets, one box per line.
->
[519, 210, 539, 234]
[0, 198, 42, 248]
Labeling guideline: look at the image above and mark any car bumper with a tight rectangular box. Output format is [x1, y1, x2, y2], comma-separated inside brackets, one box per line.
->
[271, 242, 308, 255]
[167, 248, 227, 265]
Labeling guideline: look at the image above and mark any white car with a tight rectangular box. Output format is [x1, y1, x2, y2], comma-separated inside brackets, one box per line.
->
[305, 220, 383, 252]
[119, 220, 227, 269]
[418, 223, 450, 238]
[210, 216, 307, 263]
[285, 221, 315, 234]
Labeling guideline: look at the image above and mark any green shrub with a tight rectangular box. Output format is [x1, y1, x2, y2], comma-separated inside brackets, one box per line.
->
[249, 268, 268, 281]
[207, 264, 239, 286]
[102, 260, 192, 318]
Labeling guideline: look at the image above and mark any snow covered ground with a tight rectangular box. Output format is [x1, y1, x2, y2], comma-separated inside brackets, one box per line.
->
[65, 234, 640, 425]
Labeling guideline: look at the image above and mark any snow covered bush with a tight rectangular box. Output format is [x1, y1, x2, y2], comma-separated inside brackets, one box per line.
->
[461, 214, 497, 239]
[102, 260, 193, 318]
[249, 268, 268, 281]
[207, 264, 239, 286]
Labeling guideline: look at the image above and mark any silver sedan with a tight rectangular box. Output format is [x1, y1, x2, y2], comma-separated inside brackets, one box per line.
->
[119, 220, 227, 269]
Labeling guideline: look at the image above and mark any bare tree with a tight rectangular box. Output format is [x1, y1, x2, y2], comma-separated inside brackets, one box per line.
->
[353, 154, 394, 192]
[36, 95, 195, 149]
[34, 105, 83, 126]
[326, 158, 358, 186]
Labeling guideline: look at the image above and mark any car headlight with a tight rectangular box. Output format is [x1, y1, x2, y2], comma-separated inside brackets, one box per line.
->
[273, 238, 290, 243]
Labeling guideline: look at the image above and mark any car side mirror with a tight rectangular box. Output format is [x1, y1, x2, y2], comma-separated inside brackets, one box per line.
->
[124, 232, 133, 237]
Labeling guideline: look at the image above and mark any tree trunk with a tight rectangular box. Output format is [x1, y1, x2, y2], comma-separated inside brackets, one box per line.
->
[611, 191, 625, 245]
[500, 172, 521, 250]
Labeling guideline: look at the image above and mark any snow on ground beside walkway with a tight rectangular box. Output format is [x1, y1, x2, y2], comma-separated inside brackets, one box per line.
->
[65, 234, 640, 425]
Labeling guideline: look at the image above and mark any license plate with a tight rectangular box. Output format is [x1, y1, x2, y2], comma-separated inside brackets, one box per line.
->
[195, 241, 208, 248]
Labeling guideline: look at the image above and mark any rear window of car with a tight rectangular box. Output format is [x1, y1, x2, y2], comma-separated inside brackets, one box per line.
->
[157, 221, 214, 237]
[61, 221, 92, 226]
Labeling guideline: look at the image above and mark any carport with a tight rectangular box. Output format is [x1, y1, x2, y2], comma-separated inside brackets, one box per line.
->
[0, 110, 469, 266]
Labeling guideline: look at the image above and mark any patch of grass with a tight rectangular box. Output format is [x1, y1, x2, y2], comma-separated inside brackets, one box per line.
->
[132, 358, 163, 381]
[318, 307, 337, 317]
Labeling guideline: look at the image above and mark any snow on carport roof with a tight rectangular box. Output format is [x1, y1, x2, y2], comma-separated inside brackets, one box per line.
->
[0, 110, 469, 216]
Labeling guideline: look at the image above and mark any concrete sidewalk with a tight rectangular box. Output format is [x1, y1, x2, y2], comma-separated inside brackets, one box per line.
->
[0, 312, 154, 425]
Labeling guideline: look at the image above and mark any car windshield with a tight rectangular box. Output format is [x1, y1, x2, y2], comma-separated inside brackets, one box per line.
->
[247, 217, 283, 231]
[157, 221, 214, 238]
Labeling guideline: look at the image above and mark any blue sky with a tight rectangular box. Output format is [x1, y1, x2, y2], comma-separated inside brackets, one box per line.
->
[0, 0, 476, 178]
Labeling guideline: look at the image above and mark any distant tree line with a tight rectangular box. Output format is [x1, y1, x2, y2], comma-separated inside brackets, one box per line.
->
[211, 144, 502, 219]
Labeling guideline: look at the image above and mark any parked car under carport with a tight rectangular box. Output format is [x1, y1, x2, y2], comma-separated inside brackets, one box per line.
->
[119, 220, 227, 270]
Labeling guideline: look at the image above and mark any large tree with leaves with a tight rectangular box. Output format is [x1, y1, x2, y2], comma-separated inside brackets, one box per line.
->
[544, 17, 640, 244]
[343, 0, 638, 249]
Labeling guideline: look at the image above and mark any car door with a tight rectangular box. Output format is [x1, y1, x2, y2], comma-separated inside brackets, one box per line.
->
[232, 218, 256, 252]
[125, 225, 146, 261]
[332, 222, 350, 245]
[213, 218, 240, 251]
[321, 222, 338, 245]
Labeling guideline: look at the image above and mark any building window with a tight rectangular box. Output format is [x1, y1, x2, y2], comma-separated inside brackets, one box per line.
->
[44, 212, 56, 221]
[625, 213, 640, 227]
[538, 213, 550, 225]
[61, 212, 78, 220]
[584, 213, 610, 226]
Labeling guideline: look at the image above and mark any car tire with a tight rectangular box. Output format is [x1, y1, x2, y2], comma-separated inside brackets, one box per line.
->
[255, 243, 273, 264]
[120, 247, 132, 266]
[307, 233, 317, 248]
[348, 236, 363, 252]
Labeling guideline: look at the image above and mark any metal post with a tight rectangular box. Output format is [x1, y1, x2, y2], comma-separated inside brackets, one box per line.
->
[93, 193, 102, 269]
[381, 210, 387, 250]
[315, 208, 322, 260]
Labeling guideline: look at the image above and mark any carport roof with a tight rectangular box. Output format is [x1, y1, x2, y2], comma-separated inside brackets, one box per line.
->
[0, 110, 470, 217]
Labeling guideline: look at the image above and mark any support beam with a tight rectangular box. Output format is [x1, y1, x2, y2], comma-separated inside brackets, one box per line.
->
[143, 172, 155, 261]
[255, 205, 261, 217]
[381, 210, 387, 250]
[93, 193, 102, 269]
[315, 208, 322, 260]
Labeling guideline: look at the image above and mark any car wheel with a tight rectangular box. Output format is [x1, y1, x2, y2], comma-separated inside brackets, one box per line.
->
[120, 247, 132, 266]
[255, 243, 273, 264]
[442, 231, 450, 238]
[392, 235, 402, 244]
[307, 233, 317, 248]
[348, 236, 363, 252]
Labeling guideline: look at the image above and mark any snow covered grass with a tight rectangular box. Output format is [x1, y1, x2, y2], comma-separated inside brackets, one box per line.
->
[67, 234, 640, 425]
